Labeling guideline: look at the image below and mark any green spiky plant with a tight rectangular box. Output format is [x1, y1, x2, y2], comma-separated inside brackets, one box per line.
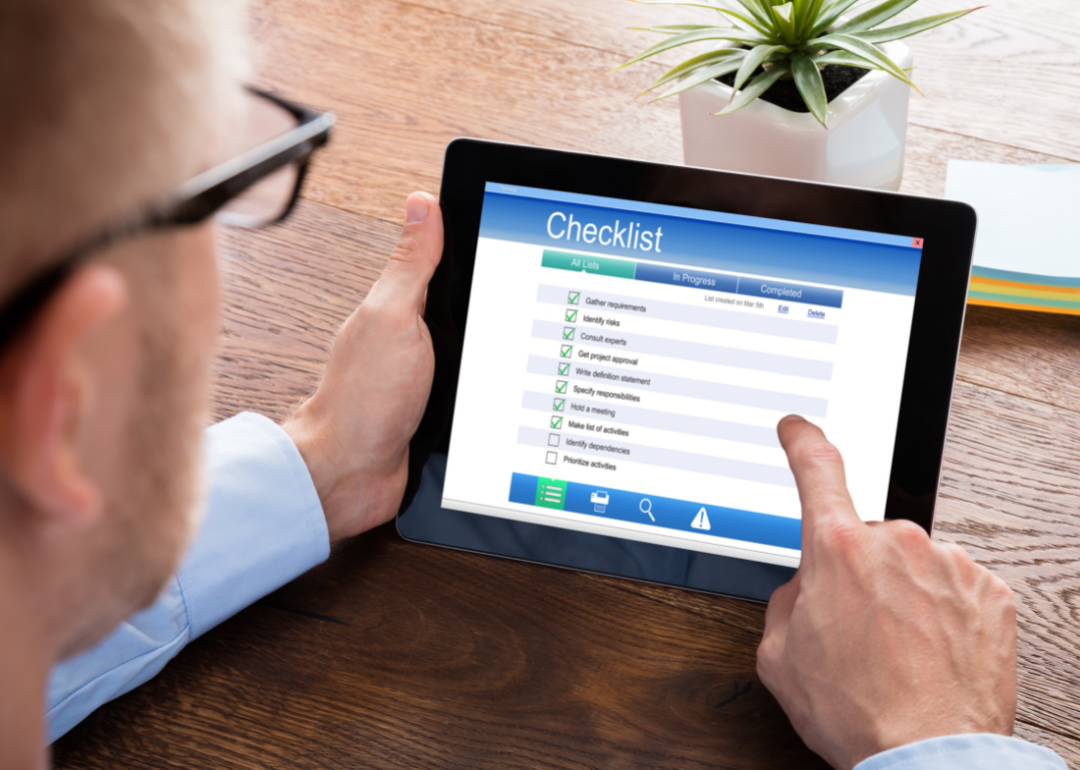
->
[619, 0, 983, 127]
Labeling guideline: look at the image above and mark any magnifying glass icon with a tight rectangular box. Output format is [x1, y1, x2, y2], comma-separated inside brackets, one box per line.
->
[640, 498, 655, 522]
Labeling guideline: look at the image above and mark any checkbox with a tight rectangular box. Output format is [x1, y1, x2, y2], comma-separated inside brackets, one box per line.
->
[568, 291, 580, 305]
[558, 362, 570, 376]
[548, 433, 561, 447]
[546, 451, 558, 465]
[560, 345, 573, 358]
[555, 380, 568, 394]
[565, 309, 578, 323]
[553, 398, 565, 412]
[550, 416, 563, 430]
[563, 326, 576, 340]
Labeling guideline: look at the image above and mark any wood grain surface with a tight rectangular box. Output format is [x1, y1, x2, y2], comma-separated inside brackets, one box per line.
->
[52, 0, 1080, 768]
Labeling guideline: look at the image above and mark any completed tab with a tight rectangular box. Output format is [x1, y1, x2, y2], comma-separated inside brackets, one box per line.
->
[737, 279, 843, 309]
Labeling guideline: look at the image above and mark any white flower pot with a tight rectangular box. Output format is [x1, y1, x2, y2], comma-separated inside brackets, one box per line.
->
[678, 40, 913, 190]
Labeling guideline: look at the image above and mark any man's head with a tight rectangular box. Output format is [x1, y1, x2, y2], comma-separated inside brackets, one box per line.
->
[0, 0, 247, 659]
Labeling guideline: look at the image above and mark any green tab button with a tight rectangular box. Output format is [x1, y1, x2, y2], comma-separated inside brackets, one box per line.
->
[534, 477, 567, 510]
[542, 250, 637, 280]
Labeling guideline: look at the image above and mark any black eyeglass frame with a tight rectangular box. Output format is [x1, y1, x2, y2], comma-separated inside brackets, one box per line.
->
[0, 88, 335, 351]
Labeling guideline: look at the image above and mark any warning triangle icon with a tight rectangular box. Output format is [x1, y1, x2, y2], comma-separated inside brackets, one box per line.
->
[691, 508, 711, 531]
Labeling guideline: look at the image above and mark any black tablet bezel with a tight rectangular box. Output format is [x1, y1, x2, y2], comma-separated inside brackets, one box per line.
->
[398, 138, 975, 602]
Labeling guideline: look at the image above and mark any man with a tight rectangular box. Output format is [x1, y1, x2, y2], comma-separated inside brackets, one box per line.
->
[1, 0, 441, 763]
[0, 1, 1067, 769]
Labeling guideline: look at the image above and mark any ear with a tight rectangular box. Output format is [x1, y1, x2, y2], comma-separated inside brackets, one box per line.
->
[0, 264, 128, 525]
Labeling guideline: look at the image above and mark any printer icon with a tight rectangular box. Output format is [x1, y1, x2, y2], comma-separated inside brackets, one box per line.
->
[590, 491, 610, 513]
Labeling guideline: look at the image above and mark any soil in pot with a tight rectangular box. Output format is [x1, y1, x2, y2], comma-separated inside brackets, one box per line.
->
[717, 65, 869, 113]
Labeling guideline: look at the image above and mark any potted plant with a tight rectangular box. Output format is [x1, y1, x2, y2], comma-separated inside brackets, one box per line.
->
[620, 0, 981, 190]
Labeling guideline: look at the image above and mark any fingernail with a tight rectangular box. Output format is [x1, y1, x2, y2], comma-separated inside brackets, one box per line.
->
[406, 194, 429, 224]
[779, 414, 805, 426]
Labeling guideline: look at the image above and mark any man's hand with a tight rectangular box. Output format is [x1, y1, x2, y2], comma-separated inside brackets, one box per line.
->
[757, 416, 1017, 770]
[282, 192, 442, 543]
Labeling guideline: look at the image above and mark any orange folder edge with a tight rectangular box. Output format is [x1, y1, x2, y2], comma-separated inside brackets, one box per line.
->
[967, 297, 1080, 316]
[970, 275, 1080, 296]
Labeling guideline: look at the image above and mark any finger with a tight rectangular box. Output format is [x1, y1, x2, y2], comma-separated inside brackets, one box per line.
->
[759, 571, 801, 678]
[372, 192, 444, 311]
[777, 415, 861, 552]
[764, 570, 801, 630]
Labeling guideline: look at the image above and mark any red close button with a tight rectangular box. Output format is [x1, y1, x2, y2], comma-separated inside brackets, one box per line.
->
[912, 237, 924, 248]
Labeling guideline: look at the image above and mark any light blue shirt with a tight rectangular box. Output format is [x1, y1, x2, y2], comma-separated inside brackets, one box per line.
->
[46, 412, 329, 743]
[43, 415, 1069, 770]
[854, 734, 1066, 770]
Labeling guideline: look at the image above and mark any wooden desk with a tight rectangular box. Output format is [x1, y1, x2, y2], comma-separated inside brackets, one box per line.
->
[52, 1, 1080, 767]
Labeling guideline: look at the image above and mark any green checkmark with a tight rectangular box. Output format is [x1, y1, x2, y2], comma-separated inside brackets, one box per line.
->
[555, 380, 568, 394]
[551, 416, 563, 429]
[563, 327, 576, 340]
[558, 362, 570, 376]
[561, 345, 573, 358]
[565, 309, 578, 322]
[568, 291, 580, 305]
[553, 398, 565, 412]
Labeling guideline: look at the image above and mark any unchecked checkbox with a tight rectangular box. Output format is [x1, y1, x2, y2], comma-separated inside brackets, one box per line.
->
[553, 398, 565, 411]
[546, 451, 558, 465]
[548, 433, 561, 447]
[565, 309, 578, 323]
[558, 362, 570, 376]
[555, 380, 568, 394]
[563, 326, 575, 340]
[560, 345, 573, 358]
[568, 291, 580, 305]
[550, 416, 563, 430]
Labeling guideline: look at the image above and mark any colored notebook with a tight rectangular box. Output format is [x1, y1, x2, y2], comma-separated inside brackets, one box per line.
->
[944, 160, 1080, 315]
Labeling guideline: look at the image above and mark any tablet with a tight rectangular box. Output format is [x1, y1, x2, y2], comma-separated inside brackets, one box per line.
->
[398, 139, 976, 603]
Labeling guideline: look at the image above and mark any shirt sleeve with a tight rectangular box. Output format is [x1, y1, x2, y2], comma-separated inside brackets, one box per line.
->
[855, 734, 1068, 770]
[44, 412, 330, 744]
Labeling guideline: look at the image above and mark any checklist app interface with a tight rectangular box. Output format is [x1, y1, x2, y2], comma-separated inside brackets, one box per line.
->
[441, 183, 924, 568]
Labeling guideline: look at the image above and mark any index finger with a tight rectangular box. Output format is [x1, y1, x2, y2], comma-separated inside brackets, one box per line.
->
[777, 415, 862, 554]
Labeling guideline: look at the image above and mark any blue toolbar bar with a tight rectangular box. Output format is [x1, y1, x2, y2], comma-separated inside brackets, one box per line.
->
[508, 473, 801, 551]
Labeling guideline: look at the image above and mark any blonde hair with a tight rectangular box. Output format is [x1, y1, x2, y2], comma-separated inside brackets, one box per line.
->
[0, 0, 249, 297]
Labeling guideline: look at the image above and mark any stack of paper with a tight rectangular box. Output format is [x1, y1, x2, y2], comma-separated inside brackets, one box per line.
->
[944, 161, 1080, 316]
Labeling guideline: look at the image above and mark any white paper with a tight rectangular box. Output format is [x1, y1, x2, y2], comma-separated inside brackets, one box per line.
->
[944, 160, 1080, 279]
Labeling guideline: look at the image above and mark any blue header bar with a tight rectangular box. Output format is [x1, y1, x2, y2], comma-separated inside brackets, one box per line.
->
[490, 183, 917, 248]
[480, 183, 923, 296]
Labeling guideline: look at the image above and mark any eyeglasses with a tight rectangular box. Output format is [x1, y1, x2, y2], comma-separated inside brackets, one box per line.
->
[0, 88, 335, 351]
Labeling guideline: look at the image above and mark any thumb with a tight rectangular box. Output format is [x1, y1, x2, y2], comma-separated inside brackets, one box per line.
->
[372, 192, 443, 312]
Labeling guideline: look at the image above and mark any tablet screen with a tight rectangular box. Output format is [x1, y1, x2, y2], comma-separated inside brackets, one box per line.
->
[440, 182, 924, 569]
